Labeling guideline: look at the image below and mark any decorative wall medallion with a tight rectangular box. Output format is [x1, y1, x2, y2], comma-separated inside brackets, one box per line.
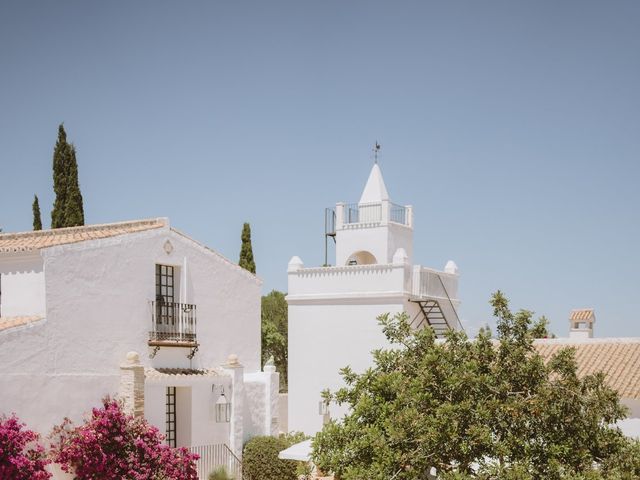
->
[163, 240, 174, 255]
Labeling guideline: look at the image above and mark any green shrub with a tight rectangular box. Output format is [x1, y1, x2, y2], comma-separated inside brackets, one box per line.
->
[242, 436, 297, 480]
[280, 431, 308, 446]
[208, 466, 234, 480]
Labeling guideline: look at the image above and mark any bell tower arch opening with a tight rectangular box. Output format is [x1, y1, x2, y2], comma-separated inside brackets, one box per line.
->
[346, 250, 377, 266]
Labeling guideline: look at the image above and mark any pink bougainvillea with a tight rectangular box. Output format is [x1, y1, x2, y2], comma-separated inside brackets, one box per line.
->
[50, 397, 199, 480]
[0, 414, 51, 480]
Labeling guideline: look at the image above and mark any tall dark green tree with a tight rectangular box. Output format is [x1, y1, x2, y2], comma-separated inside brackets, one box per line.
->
[63, 144, 84, 227]
[239, 222, 256, 274]
[51, 124, 84, 228]
[51, 124, 70, 228]
[32, 195, 42, 230]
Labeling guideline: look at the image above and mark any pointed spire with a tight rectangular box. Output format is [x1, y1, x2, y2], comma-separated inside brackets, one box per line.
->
[359, 163, 389, 204]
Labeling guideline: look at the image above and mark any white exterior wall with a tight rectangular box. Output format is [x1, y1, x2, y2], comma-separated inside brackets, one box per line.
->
[387, 223, 414, 266]
[243, 366, 280, 441]
[287, 299, 408, 434]
[569, 329, 593, 339]
[0, 253, 46, 317]
[0, 224, 262, 440]
[287, 251, 417, 434]
[336, 223, 413, 267]
[145, 376, 233, 448]
[336, 225, 390, 266]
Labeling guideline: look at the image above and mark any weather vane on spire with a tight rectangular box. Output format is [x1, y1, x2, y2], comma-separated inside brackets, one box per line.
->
[373, 141, 381, 164]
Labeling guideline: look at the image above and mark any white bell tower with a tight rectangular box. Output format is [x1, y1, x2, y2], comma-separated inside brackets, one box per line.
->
[334, 163, 413, 266]
[287, 157, 461, 435]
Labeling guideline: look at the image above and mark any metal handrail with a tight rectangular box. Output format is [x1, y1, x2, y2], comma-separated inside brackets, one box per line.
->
[150, 301, 197, 344]
[435, 274, 463, 332]
[223, 444, 250, 480]
[390, 202, 408, 225]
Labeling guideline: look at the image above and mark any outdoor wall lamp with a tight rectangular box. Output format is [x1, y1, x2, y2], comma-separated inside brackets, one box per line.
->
[212, 384, 231, 423]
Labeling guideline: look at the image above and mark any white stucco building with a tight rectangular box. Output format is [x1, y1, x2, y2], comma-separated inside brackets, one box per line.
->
[287, 164, 463, 434]
[0, 218, 278, 477]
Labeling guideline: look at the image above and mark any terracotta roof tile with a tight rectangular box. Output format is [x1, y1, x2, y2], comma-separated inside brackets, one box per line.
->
[0, 219, 166, 253]
[0, 315, 44, 332]
[570, 309, 595, 321]
[534, 338, 640, 399]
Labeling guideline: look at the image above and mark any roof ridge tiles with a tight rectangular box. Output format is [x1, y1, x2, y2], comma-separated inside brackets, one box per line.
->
[0, 218, 168, 253]
[0, 218, 167, 240]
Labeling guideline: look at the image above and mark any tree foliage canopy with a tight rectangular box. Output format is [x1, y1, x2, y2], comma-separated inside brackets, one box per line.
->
[51, 124, 84, 228]
[32, 195, 42, 231]
[262, 290, 288, 390]
[312, 292, 640, 480]
[239, 222, 256, 274]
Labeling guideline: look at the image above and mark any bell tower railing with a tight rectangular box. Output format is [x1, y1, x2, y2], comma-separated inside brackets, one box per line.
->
[336, 201, 412, 228]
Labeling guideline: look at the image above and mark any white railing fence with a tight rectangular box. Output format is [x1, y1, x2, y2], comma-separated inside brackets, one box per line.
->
[411, 267, 462, 331]
[189, 443, 244, 480]
[412, 268, 459, 301]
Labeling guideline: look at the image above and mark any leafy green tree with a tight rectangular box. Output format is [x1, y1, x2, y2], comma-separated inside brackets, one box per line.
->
[239, 222, 256, 274]
[262, 290, 288, 391]
[51, 124, 84, 228]
[312, 292, 640, 479]
[32, 195, 42, 231]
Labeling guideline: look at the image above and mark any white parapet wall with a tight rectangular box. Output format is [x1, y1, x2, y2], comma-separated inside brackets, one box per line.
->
[287, 262, 412, 299]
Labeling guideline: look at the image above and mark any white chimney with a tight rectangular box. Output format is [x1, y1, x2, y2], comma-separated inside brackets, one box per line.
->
[569, 309, 595, 339]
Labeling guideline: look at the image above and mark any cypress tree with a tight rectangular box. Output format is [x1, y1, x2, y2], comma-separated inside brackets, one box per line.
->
[50, 124, 84, 228]
[32, 195, 42, 230]
[63, 144, 84, 227]
[239, 222, 256, 274]
[51, 124, 70, 228]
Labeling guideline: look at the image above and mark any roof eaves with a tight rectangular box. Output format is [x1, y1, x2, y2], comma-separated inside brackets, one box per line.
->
[169, 227, 262, 285]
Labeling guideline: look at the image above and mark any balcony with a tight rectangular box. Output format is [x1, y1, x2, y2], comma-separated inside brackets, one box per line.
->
[149, 301, 198, 347]
[333, 201, 412, 228]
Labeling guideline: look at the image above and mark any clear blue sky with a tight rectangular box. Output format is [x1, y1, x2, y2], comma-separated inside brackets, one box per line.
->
[1, 1, 639, 336]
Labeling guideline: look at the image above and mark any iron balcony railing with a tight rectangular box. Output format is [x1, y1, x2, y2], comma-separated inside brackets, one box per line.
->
[149, 301, 197, 346]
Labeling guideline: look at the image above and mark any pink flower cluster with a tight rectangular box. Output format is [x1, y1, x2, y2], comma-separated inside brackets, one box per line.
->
[50, 397, 199, 479]
[0, 414, 51, 480]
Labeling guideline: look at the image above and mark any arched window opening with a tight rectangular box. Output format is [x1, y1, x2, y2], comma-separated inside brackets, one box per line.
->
[346, 251, 377, 266]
